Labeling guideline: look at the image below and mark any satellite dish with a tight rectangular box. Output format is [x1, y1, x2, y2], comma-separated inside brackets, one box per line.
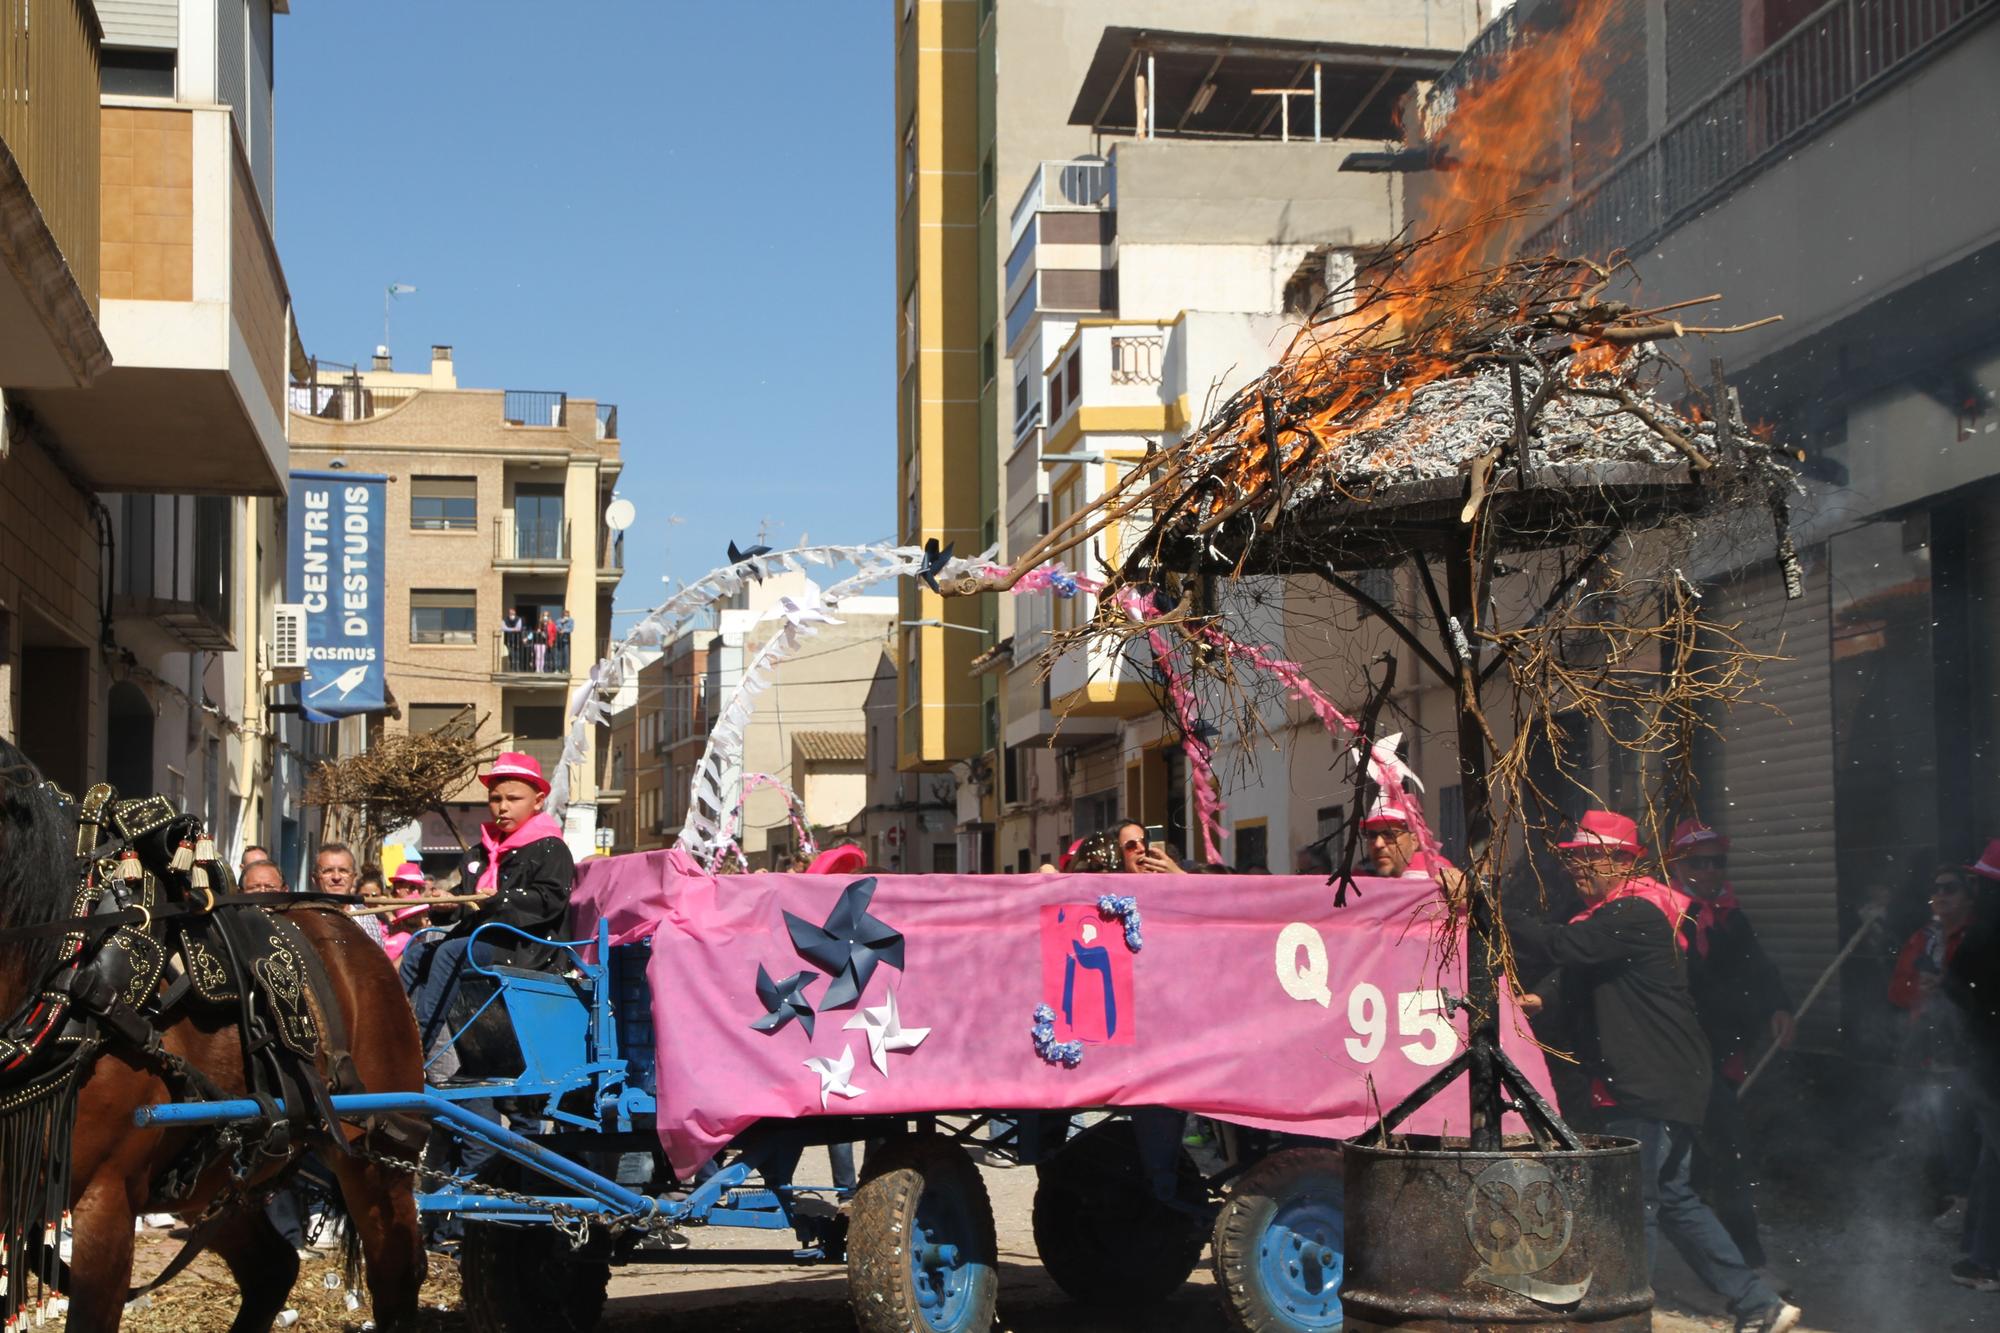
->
[604, 498, 637, 531]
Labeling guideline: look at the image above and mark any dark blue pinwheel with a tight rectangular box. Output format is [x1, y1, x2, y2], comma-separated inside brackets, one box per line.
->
[783, 876, 905, 1009]
[750, 964, 819, 1036]
[918, 538, 955, 594]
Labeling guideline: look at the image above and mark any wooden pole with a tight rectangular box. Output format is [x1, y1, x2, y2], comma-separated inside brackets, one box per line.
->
[1446, 545, 1504, 1151]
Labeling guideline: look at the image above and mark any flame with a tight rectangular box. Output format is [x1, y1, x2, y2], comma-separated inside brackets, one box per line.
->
[1211, 6, 1631, 502]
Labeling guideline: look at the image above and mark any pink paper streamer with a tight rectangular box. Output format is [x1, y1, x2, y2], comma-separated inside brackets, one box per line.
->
[709, 772, 819, 873]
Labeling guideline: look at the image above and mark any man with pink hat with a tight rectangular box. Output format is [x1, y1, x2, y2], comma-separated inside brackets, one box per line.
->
[1358, 794, 1465, 904]
[379, 862, 432, 965]
[1513, 810, 1801, 1333]
[1667, 817, 1794, 1283]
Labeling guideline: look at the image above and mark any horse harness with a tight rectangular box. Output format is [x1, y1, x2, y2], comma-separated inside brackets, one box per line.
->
[0, 784, 382, 1318]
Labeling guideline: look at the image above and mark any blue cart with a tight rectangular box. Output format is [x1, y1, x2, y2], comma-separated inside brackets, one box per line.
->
[135, 923, 1348, 1333]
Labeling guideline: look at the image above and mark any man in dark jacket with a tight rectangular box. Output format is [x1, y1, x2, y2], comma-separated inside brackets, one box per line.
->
[1513, 811, 1800, 1333]
[1668, 819, 1794, 1275]
[1943, 838, 2000, 1291]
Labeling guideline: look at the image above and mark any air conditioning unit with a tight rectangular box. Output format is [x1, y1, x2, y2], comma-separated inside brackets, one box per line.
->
[268, 603, 307, 682]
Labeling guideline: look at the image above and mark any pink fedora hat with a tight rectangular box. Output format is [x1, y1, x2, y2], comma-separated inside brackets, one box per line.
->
[479, 750, 550, 795]
[391, 861, 427, 889]
[806, 843, 867, 876]
[1559, 810, 1645, 857]
[1358, 796, 1411, 831]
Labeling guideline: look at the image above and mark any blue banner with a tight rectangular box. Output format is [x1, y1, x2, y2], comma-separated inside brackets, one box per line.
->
[288, 470, 387, 722]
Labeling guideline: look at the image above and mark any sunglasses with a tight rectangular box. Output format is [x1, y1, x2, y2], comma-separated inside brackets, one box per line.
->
[1121, 837, 1148, 853]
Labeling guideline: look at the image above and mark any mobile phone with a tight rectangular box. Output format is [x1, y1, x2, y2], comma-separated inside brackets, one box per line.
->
[1144, 825, 1165, 846]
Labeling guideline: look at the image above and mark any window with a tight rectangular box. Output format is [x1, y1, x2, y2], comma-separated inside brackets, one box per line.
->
[1235, 823, 1270, 872]
[980, 152, 995, 205]
[513, 483, 565, 559]
[903, 289, 919, 370]
[409, 703, 473, 736]
[1072, 790, 1119, 838]
[902, 119, 917, 200]
[411, 476, 477, 531]
[1065, 351, 1081, 405]
[981, 335, 995, 388]
[1047, 367, 1065, 422]
[1002, 744, 1021, 806]
[193, 496, 233, 633]
[931, 843, 958, 874]
[410, 589, 476, 645]
[101, 48, 175, 97]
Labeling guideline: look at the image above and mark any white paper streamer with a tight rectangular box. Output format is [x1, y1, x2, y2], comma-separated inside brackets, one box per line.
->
[549, 540, 996, 842]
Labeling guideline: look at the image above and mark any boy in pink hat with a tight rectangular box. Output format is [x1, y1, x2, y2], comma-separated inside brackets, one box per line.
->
[1665, 817, 1794, 1285]
[1513, 810, 1800, 1332]
[401, 751, 574, 1053]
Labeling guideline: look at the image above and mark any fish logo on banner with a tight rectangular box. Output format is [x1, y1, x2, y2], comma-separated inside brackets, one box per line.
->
[288, 471, 387, 721]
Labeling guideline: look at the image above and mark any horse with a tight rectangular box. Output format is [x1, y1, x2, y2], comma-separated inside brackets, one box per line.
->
[0, 738, 428, 1333]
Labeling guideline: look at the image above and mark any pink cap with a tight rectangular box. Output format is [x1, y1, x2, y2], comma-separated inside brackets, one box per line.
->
[1668, 818, 1730, 856]
[480, 750, 550, 795]
[806, 843, 867, 876]
[1559, 810, 1645, 857]
[391, 862, 427, 888]
[1358, 797, 1411, 831]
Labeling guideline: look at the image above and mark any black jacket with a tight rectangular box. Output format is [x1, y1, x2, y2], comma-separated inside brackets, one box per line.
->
[1678, 901, 1792, 1068]
[452, 835, 576, 946]
[1512, 897, 1713, 1126]
[1944, 888, 2000, 1102]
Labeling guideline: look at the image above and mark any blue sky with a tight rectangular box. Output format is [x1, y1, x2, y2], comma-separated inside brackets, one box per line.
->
[276, 2, 893, 620]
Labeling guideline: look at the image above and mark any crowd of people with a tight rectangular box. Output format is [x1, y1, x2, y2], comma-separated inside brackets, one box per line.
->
[498, 606, 575, 674]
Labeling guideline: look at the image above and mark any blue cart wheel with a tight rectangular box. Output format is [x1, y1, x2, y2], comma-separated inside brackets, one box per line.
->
[1213, 1146, 1346, 1333]
[847, 1135, 998, 1333]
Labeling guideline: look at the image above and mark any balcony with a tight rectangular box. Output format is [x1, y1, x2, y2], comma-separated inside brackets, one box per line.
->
[1040, 321, 1178, 454]
[107, 493, 235, 654]
[1528, 0, 1996, 262]
[27, 105, 292, 493]
[1008, 158, 1112, 248]
[595, 403, 619, 441]
[1048, 634, 1157, 720]
[598, 528, 625, 583]
[0, 0, 109, 390]
[504, 389, 567, 429]
[492, 631, 575, 686]
[493, 513, 571, 568]
[288, 374, 420, 422]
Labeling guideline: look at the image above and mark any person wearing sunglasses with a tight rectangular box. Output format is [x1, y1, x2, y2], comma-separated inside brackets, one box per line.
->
[1113, 821, 1181, 874]
[1667, 818, 1794, 1294]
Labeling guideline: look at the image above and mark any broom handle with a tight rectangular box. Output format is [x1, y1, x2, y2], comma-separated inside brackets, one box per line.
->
[1737, 906, 1886, 1096]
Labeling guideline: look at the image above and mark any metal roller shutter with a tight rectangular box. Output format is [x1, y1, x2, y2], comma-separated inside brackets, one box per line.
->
[1698, 551, 1840, 1043]
[98, 0, 179, 50]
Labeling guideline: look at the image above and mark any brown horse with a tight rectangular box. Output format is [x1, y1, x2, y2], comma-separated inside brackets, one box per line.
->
[0, 739, 428, 1333]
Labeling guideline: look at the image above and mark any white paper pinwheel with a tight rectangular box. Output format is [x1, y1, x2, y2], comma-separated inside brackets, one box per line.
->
[1351, 731, 1424, 793]
[842, 987, 931, 1077]
[803, 1043, 865, 1109]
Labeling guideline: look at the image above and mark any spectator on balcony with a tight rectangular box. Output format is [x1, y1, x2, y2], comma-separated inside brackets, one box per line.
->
[502, 607, 527, 672]
[557, 608, 575, 672]
[530, 611, 550, 674]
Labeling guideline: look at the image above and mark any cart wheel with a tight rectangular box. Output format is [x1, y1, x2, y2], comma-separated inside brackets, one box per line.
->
[1032, 1118, 1206, 1306]
[460, 1222, 610, 1333]
[847, 1135, 998, 1333]
[1213, 1146, 1345, 1333]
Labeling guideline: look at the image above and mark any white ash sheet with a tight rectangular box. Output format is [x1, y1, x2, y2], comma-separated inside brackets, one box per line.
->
[1200, 364, 1716, 500]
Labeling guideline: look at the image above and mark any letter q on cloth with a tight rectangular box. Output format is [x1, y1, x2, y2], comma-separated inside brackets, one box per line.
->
[1275, 922, 1332, 1007]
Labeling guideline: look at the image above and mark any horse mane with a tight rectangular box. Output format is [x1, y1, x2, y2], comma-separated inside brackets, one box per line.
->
[0, 739, 79, 1001]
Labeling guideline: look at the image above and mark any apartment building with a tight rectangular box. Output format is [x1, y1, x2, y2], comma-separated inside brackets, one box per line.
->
[1, 1, 310, 872]
[287, 345, 626, 862]
[894, 0, 1479, 870]
[613, 625, 708, 855]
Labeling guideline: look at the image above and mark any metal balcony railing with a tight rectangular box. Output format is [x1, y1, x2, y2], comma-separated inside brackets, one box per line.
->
[288, 374, 419, 421]
[599, 528, 625, 573]
[1008, 158, 1111, 247]
[504, 389, 567, 428]
[595, 403, 619, 440]
[1109, 334, 1163, 386]
[494, 629, 575, 678]
[494, 513, 570, 563]
[1530, 0, 1995, 259]
[0, 0, 101, 308]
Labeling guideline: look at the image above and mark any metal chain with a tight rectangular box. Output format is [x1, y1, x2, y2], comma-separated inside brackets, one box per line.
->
[351, 1140, 661, 1250]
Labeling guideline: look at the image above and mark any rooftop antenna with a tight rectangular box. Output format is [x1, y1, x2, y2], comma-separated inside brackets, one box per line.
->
[384, 282, 417, 355]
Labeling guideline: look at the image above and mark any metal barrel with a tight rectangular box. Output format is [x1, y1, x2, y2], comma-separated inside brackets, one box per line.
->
[1340, 1133, 1650, 1330]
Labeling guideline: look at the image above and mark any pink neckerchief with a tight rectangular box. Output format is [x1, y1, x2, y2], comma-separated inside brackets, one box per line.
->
[1680, 882, 1741, 958]
[477, 811, 564, 891]
[1570, 874, 1694, 952]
